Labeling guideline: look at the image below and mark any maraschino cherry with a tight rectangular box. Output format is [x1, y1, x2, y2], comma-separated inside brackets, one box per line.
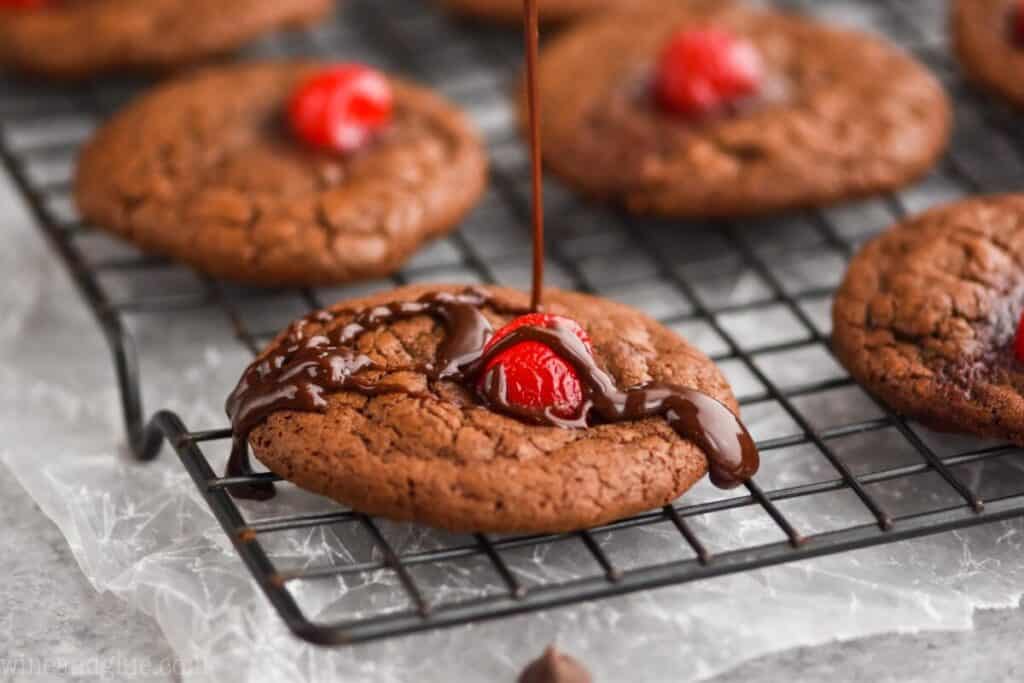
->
[0, 0, 50, 9]
[1015, 311, 1024, 363]
[288, 64, 393, 154]
[1013, 0, 1024, 45]
[480, 313, 593, 419]
[655, 28, 763, 118]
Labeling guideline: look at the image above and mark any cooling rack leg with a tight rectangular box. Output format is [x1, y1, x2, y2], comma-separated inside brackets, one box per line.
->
[101, 315, 162, 461]
[136, 415, 169, 461]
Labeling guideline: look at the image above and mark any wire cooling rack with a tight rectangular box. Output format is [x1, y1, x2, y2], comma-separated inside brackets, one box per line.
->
[4, 0, 1024, 646]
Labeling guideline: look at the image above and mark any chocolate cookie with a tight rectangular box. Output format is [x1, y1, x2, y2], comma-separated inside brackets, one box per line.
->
[832, 195, 1024, 443]
[241, 284, 741, 533]
[75, 63, 488, 286]
[953, 0, 1024, 109]
[0, 0, 332, 79]
[527, 5, 951, 217]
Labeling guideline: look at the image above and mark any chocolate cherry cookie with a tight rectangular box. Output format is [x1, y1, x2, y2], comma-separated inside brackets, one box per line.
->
[527, 4, 951, 218]
[0, 0, 332, 79]
[953, 0, 1024, 109]
[75, 63, 488, 286]
[832, 195, 1024, 443]
[226, 284, 757, 533]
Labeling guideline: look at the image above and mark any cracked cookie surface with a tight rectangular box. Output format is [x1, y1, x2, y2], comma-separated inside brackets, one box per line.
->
[0, 0, 332, 79]
[75, 63, 488, 286]
[527, 4, 951, 217]
[953, 0, 1024, 110]
[248, 284, 738, 533]
[832, 195, 1024, 443]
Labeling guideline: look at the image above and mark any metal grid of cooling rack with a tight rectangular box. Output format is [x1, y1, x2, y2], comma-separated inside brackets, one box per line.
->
[3, 0, 1024, 646]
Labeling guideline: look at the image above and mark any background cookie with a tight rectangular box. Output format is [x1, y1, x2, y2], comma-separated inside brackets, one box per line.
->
[528, 4, 951, 217]
[248, 284, 739, 533]
[832, 195, 1024, 444]
[0, 0, 333, 79]
[953, 0, 1024, 109]
[75, 63, 488, 286]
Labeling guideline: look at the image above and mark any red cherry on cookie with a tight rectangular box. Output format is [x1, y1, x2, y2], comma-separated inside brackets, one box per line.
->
[0, 0, 50, 9]
[480, 313, 592, 419]
[655, 28, 763, 118]
[1014, 0, 1024, 45]
[1015, 311, 1024, 363]
[288, 64, 393, 154]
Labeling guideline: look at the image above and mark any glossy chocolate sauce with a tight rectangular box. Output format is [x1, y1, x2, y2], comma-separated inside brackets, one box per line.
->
[226, 289, 758, 497]
[224, 289, 514, 499]
[523, 0, 545, 311]
[224, 0, 759, 500]
[471, 319, 758, 487]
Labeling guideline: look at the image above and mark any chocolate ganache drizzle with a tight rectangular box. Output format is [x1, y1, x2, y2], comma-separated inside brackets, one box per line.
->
[225, 288, 759, 498]
[224, 0, 759, 501]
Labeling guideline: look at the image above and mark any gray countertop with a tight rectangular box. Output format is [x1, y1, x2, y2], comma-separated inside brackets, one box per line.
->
[2, 470, 177, 683]
[4, 466, 1024, 683]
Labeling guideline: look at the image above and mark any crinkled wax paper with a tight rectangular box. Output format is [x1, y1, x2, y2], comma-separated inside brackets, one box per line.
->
[5, 172, 1024, 683]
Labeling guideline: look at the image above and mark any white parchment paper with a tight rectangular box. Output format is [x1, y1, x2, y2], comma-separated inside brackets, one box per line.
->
[5, 173, 1024, 683]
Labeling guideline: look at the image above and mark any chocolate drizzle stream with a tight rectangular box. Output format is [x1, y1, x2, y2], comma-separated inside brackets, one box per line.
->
[223, 0, 759, 502]
[523, 0, 545, 311]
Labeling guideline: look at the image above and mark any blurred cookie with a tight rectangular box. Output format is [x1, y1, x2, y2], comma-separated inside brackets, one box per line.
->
[527, 4, 951, 217]
[0, 0, 332, 79]
[832, 195, 1024, 443]
[75, 63, 488, 286]
[953, 0, 1024, 109]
